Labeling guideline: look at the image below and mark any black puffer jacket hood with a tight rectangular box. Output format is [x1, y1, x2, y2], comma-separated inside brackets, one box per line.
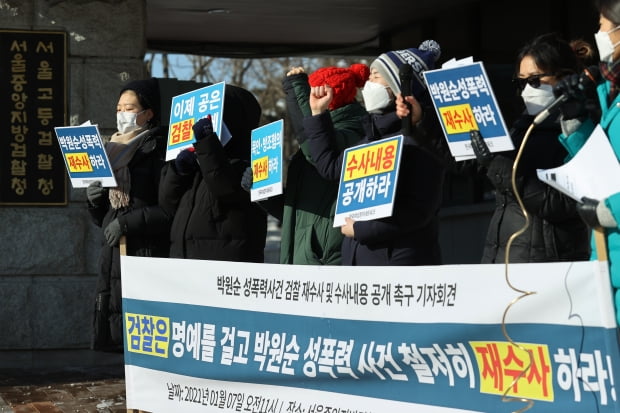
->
[222, 84, 262, 161]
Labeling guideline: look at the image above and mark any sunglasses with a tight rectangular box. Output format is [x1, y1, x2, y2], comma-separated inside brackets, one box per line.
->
[513, 73, 554, 90]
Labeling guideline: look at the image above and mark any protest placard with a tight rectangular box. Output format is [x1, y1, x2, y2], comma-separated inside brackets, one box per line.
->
[166, 82, 229, 161]
[333, 135, 403, 227]
[54, 123, 116, 188]
[423, 59, 513, 161]
[249, 119, 284, 202]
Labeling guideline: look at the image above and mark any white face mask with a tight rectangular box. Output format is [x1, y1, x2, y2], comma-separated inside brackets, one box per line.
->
[116, 110, 144, 134]
[520, 83, 555, 116]
[595, 25, 620, 64]
[362, 81, 392, 113]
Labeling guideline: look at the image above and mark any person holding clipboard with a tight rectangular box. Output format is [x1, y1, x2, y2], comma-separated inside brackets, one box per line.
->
[552, 0, 620, 325]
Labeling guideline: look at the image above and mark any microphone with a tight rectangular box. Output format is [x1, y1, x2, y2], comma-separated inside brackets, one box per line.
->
[399, 63, 413, 135]
[533, 65, 601, 125]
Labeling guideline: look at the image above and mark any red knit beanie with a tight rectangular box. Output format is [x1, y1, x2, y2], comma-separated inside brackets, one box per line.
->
[308, 63, 369, 110]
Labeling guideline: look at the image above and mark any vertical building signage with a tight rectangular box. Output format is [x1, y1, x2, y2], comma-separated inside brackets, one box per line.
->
[0, 30, 68, 205]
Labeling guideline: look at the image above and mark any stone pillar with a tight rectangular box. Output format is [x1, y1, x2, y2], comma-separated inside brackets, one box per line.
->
[0, 0, 148, 358]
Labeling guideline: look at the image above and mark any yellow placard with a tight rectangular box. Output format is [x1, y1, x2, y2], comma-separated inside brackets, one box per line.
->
[440, 104, 479, 134]
[65, 152, 93, 173]
[253, 156, 269, 182]
[125, 312, 170, 358]
[343, 139, 398, 181]
[470, 341, 553, 401]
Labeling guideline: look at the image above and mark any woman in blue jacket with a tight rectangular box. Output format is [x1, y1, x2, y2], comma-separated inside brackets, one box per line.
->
[557, 0, 620, 324]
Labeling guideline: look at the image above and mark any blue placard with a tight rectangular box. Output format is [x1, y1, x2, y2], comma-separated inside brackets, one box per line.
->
[166, 82, 226, 161]
[423, 61, 513, 159]
[333, 135, 403, 227]
[54, 124, 116, 188]
[250, 119, 284, 201]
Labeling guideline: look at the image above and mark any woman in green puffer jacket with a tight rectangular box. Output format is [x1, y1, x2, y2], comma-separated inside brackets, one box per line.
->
[245, 64, 368, 264]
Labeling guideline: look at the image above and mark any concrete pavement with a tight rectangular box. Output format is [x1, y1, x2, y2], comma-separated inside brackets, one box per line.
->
[0, 349, 126, 412]
[0, 217, 282, 412]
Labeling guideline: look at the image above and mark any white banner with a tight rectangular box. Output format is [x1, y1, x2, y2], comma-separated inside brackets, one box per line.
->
[122, 258, 620, 412]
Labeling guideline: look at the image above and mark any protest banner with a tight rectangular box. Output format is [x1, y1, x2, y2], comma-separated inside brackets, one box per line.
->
[250, 119, 284, 202]
[423, 59, 513, 161]
[122, 257, 620, 412]
[166, 82, 228, 161]
[54, 123, 116, 188]
[333, 135, 403, 227]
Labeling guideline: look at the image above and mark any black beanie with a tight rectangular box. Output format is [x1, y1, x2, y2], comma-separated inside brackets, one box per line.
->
[120, 78, 161, 122]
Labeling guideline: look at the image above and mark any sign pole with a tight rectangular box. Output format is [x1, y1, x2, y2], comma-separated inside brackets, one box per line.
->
[119, 235, 127, 257]
[594, 227, 608, 262]
[122, 235, 136, 413]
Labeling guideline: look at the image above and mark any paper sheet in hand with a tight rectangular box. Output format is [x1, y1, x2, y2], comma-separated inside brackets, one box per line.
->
[537, 124, 620, 201]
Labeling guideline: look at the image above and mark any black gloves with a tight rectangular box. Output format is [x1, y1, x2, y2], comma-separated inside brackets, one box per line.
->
[552, 74, 589, 120]
[577, 197, 620, 229]
[175, 148, 198, 175]
[104, 218, 124, 247]
[577, 197, 600, 228]
[192, 115, 214, 142]
[240, 166, 253, 193]
[86, 181, 107, 207]
[470, 130, 493, 168]
[553, 71, 600, 122]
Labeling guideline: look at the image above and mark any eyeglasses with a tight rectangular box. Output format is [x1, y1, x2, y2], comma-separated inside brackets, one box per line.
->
[513, 73, 554, 90]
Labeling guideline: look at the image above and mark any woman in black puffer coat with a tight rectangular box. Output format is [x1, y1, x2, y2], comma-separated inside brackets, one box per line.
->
[480, 113, 590, 263]
[473, 33, 593, 263]
[87, 78, 171, 352]
[159, 84, 267, 262]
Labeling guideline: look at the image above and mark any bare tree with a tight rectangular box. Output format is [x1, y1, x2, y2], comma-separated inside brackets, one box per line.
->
[146, 53, 370, 180]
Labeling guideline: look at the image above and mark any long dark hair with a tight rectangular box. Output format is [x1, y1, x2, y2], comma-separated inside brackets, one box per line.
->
[515, 33, 581, 77]
[596, 0, 620, 25]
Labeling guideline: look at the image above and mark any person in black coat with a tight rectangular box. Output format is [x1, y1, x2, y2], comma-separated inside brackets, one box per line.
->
[303, 41, 446, 266]
[86, 78, 171, 352]
[159, 84, 267, 262]
[470, 33, 594, 263]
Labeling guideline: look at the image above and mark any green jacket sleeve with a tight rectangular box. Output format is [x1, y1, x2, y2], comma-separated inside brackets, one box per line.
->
[558, 118, 596, 159]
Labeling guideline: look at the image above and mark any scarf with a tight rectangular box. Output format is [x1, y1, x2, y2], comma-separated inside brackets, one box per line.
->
[105, 128, 147, 209]
[600, 60, 620, 104]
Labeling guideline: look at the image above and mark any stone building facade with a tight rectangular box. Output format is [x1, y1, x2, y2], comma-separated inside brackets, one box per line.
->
[0, 0, 149, 360]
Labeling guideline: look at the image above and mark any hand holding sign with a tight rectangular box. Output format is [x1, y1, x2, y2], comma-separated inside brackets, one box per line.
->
[175, 149, 198, 176]
[470, 129, 493, 167]
[240, 166, 253, 193]
[341, 217, 356, 238]
[192, 115, 214, 141]
[86, 181, 107, 207]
